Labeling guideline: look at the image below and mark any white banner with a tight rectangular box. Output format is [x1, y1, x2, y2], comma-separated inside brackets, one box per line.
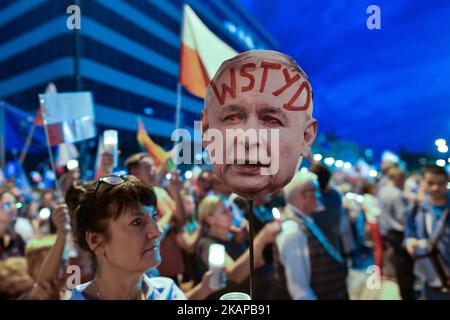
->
[39, 92, 96, 145]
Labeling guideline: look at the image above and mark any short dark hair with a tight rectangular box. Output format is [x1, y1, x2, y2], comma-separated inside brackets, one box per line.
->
[65, 175, 157, 252]
[310, 162, 331, 192]
[125, 152, 149, 172]
[423, 165, 448, 178]
[361, 182, 376, 195]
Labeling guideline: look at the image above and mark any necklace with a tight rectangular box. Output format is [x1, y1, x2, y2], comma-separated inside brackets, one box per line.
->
[92, 279, 105, 300]
[91, 278, 146, 300]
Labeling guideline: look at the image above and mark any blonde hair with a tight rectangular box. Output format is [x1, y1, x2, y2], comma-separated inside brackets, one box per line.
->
[197, 195, 223, 228]
[0, 257, 34, 298]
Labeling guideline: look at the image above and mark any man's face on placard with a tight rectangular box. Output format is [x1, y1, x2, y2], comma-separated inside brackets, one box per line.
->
[202, 52, 317, 199]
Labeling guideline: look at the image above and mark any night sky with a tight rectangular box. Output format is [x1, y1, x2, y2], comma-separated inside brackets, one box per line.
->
[238, 0, 450, 155]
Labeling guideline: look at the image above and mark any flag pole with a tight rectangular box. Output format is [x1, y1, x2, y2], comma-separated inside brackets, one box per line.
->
[175, 1, 186, 135]
[175, 82, 182, 132]
[171, 82, 182, 172]
[19, 120, 37, 166]
[0, 101, 5, 171]
[173, 2, 185, 168]
[40, 100, 62, 196]
[41, 101, 74, 255]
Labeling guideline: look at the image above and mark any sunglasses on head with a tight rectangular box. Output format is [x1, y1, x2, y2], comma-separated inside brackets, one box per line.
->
[77, 175, 128, 223]
[92, 175, 127, 196]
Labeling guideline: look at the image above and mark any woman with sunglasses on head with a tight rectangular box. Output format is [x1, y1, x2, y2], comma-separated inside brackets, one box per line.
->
[66, 175, 214, 300]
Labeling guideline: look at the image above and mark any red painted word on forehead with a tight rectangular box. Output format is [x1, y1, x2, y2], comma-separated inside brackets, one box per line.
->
[209, 61, 311, 112]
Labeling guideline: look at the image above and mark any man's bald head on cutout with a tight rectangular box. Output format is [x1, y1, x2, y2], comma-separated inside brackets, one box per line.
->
[202, 50, 317, 199]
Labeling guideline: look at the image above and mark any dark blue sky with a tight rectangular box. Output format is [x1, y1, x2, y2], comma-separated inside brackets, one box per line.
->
[238, 0, 450, 155]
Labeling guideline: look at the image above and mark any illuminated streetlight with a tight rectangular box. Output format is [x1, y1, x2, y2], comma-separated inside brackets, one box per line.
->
[435, 139, 446, 147]
[335, 160, 344, 168]
[324, 157, 335, 166]
[313, 154, 323, 161]
[438, 145, 448, 153]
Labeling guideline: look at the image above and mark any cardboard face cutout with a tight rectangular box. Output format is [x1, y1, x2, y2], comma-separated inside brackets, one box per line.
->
[202, 50, 317, 199]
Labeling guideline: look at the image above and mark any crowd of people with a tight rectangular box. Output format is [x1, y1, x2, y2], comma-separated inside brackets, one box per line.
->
[0, 150, 449, 300]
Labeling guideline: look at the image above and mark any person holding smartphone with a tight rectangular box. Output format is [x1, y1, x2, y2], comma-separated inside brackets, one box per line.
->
[194, 194, 279, 299]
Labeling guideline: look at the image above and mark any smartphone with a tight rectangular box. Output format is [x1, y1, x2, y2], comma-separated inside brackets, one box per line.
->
[103, 130, 119, 168]
[208, 244, 227, 290]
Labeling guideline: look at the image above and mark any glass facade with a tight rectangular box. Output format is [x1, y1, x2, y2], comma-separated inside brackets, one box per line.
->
[0, 0, 276, 153]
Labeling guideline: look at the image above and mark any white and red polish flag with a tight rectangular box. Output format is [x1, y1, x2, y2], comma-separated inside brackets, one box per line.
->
[38, 92, 96, 146]
[179, 4, 238, 98]
[35, 82, 57, 126]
